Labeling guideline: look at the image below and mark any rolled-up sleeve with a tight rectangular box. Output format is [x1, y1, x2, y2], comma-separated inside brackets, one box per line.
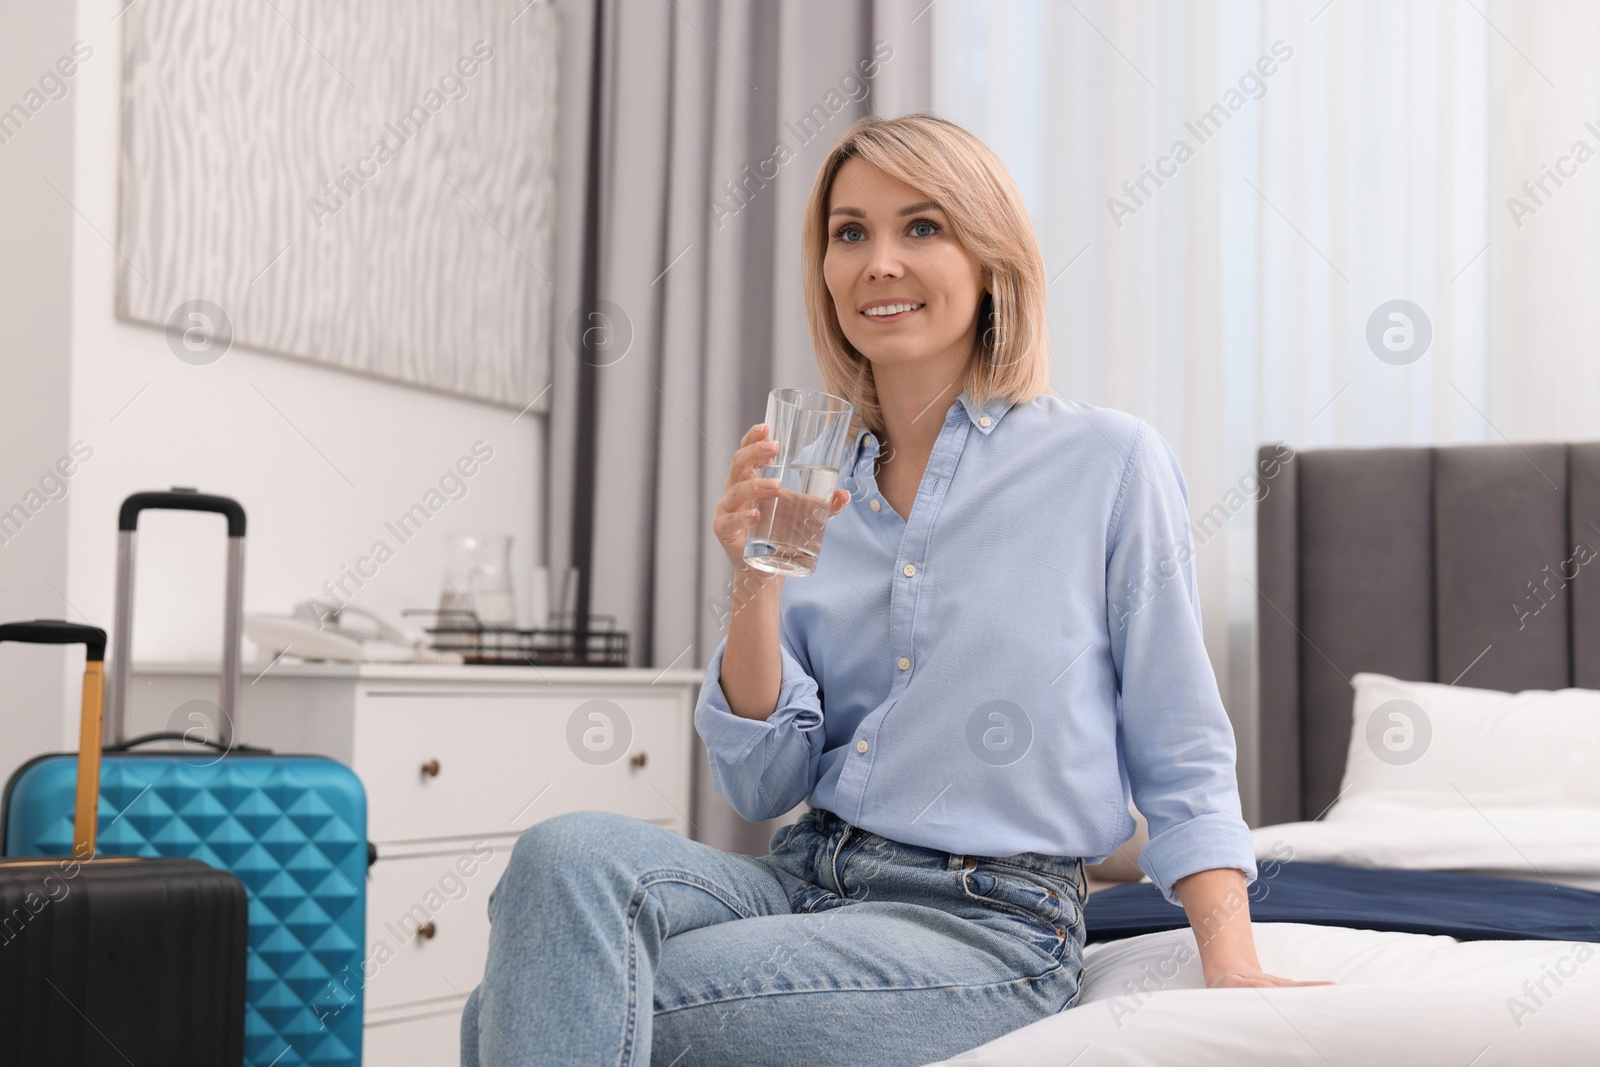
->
[694, 630, 827, 823]
[1105, 419, 1258, 907]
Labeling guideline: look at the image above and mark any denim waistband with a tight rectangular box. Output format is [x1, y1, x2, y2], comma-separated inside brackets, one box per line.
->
[806, 808, 1083, 886]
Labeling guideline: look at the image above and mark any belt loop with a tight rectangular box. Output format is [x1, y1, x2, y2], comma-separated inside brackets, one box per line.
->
[828, 823, 857, 895]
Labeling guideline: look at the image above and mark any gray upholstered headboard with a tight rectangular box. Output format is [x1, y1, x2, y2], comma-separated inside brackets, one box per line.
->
[1254, 440, 1600, 826]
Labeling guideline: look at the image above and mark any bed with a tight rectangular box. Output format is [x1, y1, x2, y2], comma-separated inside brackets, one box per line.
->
[924, 439, 1600, 1065]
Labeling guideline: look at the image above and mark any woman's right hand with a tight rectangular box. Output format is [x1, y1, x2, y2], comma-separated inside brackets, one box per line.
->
[714, 422, 850, 574]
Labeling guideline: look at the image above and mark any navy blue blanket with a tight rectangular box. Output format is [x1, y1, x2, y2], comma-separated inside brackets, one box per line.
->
[1084, 861, 1600, 944]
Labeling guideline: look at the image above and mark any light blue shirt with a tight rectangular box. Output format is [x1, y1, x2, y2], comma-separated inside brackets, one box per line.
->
[694, 390, 1257, 906]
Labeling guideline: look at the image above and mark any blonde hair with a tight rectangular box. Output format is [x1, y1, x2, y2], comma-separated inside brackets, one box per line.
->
[801, 112, 1051, 441]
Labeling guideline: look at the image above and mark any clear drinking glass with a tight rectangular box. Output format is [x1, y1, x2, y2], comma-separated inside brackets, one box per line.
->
[743, 387, 855, 577]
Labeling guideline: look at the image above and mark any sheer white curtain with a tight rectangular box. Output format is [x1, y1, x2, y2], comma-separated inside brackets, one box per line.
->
[931, 0, 1600, 822]
[1489, 1, 1600, 436]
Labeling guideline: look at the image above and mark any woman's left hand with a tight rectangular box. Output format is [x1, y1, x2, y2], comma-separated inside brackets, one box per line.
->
[1205, 965, 1336, 989]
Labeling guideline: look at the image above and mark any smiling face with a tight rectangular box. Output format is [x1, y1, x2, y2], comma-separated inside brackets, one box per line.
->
[823, 156, 990, 376]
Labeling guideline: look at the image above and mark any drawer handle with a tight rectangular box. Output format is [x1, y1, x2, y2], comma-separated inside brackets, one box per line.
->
[630, 752, 647, 769]
[421, 759, 441, 778]
[416, 921, 437, 941]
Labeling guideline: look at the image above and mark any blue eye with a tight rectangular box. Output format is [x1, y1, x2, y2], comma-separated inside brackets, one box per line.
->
[831, 219, 941, 242]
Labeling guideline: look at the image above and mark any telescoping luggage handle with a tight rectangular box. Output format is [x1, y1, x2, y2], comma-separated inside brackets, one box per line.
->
[0, 620, 107, 859]
[109, 489, 246, 750]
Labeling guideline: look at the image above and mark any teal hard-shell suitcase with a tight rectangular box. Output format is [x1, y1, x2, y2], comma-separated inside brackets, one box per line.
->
[2, 490, 370, 1067]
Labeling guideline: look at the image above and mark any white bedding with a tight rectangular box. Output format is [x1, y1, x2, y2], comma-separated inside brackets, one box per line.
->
[925, 670, 1600, 1064]
[924, 808, 1600, 1065]
[1253, 802, 1600, 893]
[924, 922, 1599, 1065]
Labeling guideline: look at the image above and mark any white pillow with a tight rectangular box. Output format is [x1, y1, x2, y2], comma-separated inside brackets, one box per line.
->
[1332, 672, 1600, 812]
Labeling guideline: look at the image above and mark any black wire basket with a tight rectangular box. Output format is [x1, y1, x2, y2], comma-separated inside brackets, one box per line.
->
[402, 609, 629, 667]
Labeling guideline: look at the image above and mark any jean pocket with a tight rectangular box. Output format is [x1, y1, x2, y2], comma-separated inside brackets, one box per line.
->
[960, 860, 1079, 938]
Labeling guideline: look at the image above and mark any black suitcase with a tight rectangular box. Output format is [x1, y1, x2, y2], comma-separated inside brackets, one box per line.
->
[0, 620, 247, 1066]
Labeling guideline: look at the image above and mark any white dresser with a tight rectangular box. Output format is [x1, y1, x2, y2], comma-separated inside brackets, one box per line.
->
[124, 662, 704, 1065]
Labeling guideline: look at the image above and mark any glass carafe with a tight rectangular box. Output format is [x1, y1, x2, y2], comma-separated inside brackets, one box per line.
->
[439, 534, 517, 629]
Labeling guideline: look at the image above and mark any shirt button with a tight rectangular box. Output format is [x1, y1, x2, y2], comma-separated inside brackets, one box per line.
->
[897, 656, 910, 670]
[855, 739, 869, 753]
[869, 499, 881, 511]
[979, 416, 991, 427]
[865, 434, 875, 446]
[902, 563, 916, 577]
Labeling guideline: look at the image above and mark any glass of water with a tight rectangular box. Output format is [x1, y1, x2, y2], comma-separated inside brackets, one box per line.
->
[743, 387, 855, 577]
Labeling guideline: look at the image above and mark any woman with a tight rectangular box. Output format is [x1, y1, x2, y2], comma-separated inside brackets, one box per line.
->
[462, 113, 1330, 1067]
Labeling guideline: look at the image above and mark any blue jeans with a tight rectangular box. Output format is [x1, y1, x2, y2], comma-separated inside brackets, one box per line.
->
[460, 807, 1087, 1066]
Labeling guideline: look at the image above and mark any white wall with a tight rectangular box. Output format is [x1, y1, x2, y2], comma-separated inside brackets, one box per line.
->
[0, 1, 546, 784]
[0, 0, 78, 794]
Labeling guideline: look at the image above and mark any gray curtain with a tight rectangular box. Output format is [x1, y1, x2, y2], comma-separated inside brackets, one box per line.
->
[547, 0, 931, 854]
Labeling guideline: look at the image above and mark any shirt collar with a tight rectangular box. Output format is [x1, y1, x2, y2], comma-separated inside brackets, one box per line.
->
[849, 389, 1015, 462]
[956, 389, 1015, 435]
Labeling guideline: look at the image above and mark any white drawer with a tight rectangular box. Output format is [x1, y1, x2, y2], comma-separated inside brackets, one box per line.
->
[363, 1004, 464, 1067]
[353, 689, 692, 844]
[363, 842, 513, 1012]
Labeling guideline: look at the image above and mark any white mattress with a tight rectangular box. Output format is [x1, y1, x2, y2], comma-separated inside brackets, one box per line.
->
[923, 808, 1600, 1065]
